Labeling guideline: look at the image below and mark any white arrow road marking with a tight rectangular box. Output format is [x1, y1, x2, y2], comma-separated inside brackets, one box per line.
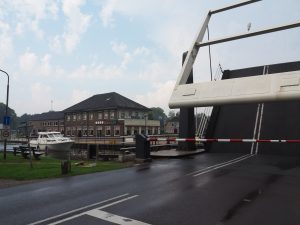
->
[29, 193, 130, 225]
[86, 210, 151, 225]
[49, 195, 140, 225]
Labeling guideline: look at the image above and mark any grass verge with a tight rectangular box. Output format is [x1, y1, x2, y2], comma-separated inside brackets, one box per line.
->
[0, 153, 127, 180]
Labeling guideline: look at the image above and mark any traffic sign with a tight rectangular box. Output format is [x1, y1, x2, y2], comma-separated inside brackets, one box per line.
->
[3, 116, 11, 126]
[2, 129, 10, 138]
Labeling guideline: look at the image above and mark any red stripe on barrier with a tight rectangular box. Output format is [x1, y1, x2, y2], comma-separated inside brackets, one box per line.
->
[286, 140, 300, 143]
[168, 138, 177, 142]
[185, 138, 196, 142]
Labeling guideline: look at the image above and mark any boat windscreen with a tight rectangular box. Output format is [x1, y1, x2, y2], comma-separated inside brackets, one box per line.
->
[53, 133, 63, 138]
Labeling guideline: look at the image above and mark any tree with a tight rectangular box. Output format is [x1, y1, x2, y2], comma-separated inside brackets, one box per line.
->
[148, 107, 167, 121]
[0, 102, 18, 130]
[167, 110, 179, 121]
[148, 107, 167, 133]
[168, 110, 176, 119]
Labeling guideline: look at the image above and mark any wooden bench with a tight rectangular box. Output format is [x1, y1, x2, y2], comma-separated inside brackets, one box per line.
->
[13, 146, 44, 160]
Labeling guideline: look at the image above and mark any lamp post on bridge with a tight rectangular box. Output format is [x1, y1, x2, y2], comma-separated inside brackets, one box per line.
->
[0, 69, 10, 160]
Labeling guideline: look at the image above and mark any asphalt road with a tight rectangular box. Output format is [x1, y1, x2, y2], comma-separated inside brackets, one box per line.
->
[0, 153, 300, 225]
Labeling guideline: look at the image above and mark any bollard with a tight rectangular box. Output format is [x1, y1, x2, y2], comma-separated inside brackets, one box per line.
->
[61, 160, 71, 174]
[135, 134, 151, 162]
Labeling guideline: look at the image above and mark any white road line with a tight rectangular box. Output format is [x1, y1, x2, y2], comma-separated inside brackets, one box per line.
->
[28, 193, 130, 225]
[193, 154, 254, 177]
[49, 195, 139, 225]
[86, 210, 151, 225]
[187, 154, 251, 176]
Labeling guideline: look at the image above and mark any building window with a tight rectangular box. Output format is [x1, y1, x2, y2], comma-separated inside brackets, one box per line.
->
[105, 126, 111, 136]
[73, 114, 76, 121]
[77, 114, 81, 120]
[71, 127, 76, 136]
[96, 126, 102, 137]
[88, 127, 94, 136]
[67, 115, 70, 121]
[134, 127, 138, 135]
[83, 113, 87, 120]
[110, 111, 115, 119]
[83, 127, 88, 136]
[77, 127, 82, 137]
[114, 126, 120, 136]
[120, 111, 125, 119]
[66, 127, 71, 136]
[104, 111, 109, 120]
[55, 121, 58, 126]
[126, 127, 132, 136]
[98, 112, 103, 120]
[89, 113, 94, 120]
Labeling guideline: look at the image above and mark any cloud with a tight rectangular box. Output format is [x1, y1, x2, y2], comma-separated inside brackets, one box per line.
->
[68, 41, 151, 80]
[71, 89, 91, 105]
[5, 0, 59, 38]
[0, 35, 13, 63]
[19, 51, 63, 77]
[30, 82, 52, 113]
[62, 0, 91, 53]
[49, 35, 62, 53]
[19, 51, 37, 72]
[0, 20, 13, 63]
[68, 63, 122, 80]
[134, 80, 175, 113]
[99, 0, 117, 27]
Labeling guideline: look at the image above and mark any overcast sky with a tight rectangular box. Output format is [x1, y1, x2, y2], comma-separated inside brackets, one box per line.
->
[0, 0, 299, 116]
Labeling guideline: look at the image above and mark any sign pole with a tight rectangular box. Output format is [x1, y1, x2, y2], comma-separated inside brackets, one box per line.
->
[0, 69, 9, 160]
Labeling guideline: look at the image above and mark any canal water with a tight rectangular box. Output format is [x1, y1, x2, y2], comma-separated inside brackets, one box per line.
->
[0, 143, 20, 152]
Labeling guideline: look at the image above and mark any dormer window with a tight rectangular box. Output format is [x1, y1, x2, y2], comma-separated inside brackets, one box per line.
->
[98, 112, 103, 119]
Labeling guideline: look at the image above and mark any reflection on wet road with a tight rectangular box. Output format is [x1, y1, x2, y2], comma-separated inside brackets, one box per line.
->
[1, 153, 300, 225]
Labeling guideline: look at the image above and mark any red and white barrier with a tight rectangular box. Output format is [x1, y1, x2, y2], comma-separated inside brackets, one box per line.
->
[147, 137, 300, 143]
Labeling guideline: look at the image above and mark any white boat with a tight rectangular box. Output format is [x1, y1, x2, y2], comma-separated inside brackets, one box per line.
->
[30, 132, 74, 152]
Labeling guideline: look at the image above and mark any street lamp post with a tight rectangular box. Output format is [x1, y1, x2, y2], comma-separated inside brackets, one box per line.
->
[144, 113, 147, 135]
[0, 69, 9, 160]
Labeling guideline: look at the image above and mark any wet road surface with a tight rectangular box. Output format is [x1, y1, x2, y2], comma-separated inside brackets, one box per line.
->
[0, 153, 300, 225]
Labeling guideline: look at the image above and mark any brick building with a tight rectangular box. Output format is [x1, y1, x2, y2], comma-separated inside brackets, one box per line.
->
[28, 111, 65, 135]
[165, 119, 179, 134]
[18, 111, 65, 137]
[63, 92, 160, 137]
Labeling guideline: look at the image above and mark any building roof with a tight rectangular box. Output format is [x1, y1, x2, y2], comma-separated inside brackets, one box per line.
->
[64, 92, 150, 113]
[29, 111, 64, 121]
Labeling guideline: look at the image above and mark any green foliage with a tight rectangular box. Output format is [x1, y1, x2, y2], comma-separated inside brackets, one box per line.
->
[148, 107, 167, 120]
[148, 107, 168, 133]
[167, 110, 180, 122]
[0, 153, 126, 180]
[0, 102, 18, 130]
